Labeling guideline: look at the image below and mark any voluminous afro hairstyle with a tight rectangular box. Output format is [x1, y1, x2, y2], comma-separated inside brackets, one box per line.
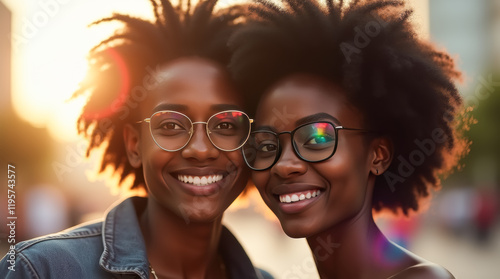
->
[229, 0, 468, 215]
[73, 0, 247, 193]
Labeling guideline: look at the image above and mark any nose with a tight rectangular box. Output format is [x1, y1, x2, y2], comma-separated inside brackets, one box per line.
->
[271, 140, 307, 179]
[181, 123, 219, 161]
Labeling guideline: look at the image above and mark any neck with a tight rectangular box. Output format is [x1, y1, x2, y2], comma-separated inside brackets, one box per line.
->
[307, 211, 415, 279]
[140, 198, 224, 279]
[306, 203, 371, 278]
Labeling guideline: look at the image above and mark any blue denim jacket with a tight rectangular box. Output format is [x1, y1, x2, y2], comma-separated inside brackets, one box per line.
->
[0, 197, 273, 279]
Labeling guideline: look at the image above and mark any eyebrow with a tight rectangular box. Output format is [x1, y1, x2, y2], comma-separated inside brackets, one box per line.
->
[152, 103, 241, 113]
[153, 104, 188, 112]
[295, 113, 342, 126]
[210, 104, 241, 111]
[255, 113, 341, 132]
[254, 125, 275, 132]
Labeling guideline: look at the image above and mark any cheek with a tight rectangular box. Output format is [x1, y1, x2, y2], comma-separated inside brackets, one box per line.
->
[225, 151, 247, 184]
[251, 171, 270, 195]
[223, 151, 250, 192]
[316, 149, 371, 208]
[225, 150, 245, 169]
[140, 138, 175, 184]
[322, 151, 364, 181]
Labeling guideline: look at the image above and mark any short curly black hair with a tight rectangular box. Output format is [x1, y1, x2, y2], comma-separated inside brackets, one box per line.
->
[73, 0, 248, 193]
[229, 0, 468, 215]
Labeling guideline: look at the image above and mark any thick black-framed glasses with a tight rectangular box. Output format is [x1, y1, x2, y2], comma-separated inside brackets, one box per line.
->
[242, 121, 372, 171]
[137, 110, 253, 152]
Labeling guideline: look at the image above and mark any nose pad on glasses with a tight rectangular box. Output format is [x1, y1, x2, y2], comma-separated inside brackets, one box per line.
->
[181, 124, 219, 161]
[272, 141, 307, 178]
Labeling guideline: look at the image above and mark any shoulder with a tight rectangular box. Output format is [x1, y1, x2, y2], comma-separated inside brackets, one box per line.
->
[220, 226, 275, 279]
[0, 220, 105, 278]
[15, 219, 103, 253]
[256, 268, 275, 279]
[389, 262, 455, 279]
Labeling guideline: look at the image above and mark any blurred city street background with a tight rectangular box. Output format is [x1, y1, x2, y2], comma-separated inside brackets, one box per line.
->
[1, 0, 500, 278]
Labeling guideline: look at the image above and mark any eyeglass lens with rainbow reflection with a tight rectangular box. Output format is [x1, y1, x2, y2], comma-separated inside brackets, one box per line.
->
[242, 121, 369, 171]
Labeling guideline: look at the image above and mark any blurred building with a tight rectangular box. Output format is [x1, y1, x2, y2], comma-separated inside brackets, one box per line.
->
[493, 0, 500, 73]
[0, 1, 11, 112]
[429, 0, 490, 91]
[0, 0, 12, 255]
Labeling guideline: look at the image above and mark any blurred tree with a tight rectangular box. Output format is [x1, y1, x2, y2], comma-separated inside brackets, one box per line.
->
[446, 73, 500, 187]
[0, 112, 54, 185]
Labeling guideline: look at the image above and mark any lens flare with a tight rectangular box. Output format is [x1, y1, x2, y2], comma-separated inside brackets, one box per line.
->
[82, 48, 130, 120]
[373, 233, 406, 268]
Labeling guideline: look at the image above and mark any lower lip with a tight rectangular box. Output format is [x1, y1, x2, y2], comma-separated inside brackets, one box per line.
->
[277, 193, 322, 214]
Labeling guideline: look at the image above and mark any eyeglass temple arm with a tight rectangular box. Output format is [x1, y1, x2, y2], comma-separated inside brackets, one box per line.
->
[136, 118, 151, 124]
[336, 126, 375, 133]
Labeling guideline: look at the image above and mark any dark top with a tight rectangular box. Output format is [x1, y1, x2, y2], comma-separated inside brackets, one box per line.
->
[0, 196, 273, 279]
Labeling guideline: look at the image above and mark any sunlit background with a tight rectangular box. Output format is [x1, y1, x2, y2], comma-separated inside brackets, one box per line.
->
[1, 0, 499, 278]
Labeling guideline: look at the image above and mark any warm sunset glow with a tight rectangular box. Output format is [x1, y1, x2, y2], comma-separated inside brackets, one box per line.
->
[4, 0, 428, 143]
[5, 0, 155, 142]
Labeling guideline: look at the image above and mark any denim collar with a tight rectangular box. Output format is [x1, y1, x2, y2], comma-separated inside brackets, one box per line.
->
[98, 196, 263, 279]
[100, 197, 150, 278]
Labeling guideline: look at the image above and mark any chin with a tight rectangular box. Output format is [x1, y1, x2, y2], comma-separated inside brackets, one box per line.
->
[282, 227, 316, 239]
[279, 218, 319, 239]
[182, 207, 222, 223]
[176, 198, 225, 223]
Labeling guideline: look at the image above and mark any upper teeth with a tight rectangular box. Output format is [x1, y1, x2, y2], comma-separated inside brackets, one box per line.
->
[279, 190, 321, 203]
[177, 174, 224, 186]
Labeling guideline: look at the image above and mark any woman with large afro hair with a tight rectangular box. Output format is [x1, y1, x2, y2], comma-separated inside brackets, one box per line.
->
[230, 0, 468, 278]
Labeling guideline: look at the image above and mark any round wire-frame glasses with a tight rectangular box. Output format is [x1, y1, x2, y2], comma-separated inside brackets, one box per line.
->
[137, 110, 253, 152]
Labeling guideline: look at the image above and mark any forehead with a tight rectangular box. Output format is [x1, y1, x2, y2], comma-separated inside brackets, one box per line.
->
[256, 74, 362, 127]
[142, 58, 241, 114]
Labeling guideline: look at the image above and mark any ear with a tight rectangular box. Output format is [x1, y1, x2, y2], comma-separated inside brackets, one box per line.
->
[123, 124, 142, 168]
[370, 137, 393, 176]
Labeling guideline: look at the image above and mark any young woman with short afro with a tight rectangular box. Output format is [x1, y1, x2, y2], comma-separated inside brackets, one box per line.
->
[0, 0, 273, 278]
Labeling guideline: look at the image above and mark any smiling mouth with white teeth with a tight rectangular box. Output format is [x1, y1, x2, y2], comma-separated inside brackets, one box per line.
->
[279, 190, 322, 203]
[177, 174, 224, 186]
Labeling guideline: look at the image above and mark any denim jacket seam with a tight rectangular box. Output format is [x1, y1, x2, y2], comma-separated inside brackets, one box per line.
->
[17, 251, 41, 279]
[16, 230, 102, 253]
[101, 206, 114, 266]
[100, 255, 148, 278]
